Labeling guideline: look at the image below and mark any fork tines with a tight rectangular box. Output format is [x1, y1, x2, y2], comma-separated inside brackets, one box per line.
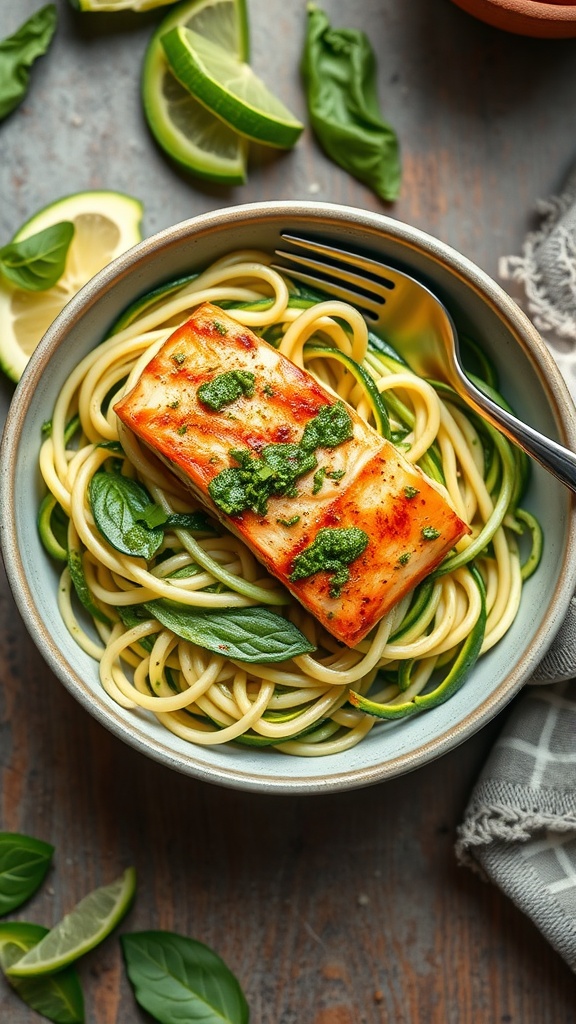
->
[272, 233, 394, 319]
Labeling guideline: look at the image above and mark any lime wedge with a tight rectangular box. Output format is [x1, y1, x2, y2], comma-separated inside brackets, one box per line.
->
[0, 191, 143, 383]
[142, 0, 249, 183]
[69, 0, 175, 9]
[6, 867, 136, 977]
[0, 923, 85, 1024]
[161, 27, 303, 148]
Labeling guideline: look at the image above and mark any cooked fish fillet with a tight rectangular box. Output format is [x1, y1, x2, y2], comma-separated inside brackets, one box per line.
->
[114, 303, 469, 647]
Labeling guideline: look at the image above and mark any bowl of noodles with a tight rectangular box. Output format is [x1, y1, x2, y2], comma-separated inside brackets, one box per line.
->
[1, 201, 576, 794]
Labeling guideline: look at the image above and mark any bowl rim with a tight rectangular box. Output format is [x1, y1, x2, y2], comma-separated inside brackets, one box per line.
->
[2, 199, 576, 794]
[452, 0, 576, 23]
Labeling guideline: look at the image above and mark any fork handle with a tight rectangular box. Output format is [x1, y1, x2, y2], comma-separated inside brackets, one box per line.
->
[466, 382, 576, 494]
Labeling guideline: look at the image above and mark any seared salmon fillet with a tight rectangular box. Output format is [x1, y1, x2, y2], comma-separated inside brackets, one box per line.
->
[114, 303, 469, 647]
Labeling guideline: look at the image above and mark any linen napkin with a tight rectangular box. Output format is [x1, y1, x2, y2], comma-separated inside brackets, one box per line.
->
[456, 166, 576, 972]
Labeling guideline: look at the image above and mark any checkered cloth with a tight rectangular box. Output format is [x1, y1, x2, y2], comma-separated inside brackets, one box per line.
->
[456, 683, 576, 969]
[457, 167, 576, 972]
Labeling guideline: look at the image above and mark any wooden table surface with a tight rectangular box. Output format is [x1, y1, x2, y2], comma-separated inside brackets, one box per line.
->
[1, 1, 576, 1021]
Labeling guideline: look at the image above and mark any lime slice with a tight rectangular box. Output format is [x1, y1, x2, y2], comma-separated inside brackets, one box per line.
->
[69, 0, 174, 9]
[161, 27, 303, 148]
[142, 0, 249, 183]
[0, 923, 85, 1024]
[0, 191, 143, 383]
[6, 867, 136, 977]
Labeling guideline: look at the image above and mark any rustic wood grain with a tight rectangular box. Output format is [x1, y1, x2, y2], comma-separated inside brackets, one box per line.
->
[1, 1, 576, 1021]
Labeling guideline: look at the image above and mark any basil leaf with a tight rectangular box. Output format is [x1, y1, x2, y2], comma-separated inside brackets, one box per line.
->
[118, 606, 157, 653]
[164, 510, 218, 534]
[0, 833, 53, 916]
[0, 923, 84, 1024]
[301, 4, 401, 202]
[89, 472, 163, 559]
[68, 548, 111, 625]
[121, 931, 249, 1024]
[135, 504, 170, 530]
[0, 5, 57, 122]
[0, 222, 74, 292]
[135, 506, 218, 534]
[144, 601, 315, 663]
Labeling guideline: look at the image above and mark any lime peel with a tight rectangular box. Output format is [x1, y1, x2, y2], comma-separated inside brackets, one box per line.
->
[70, 0, 176, 9]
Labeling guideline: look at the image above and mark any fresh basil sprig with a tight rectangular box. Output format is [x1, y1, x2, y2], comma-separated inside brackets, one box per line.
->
[144, 600, 315, 663]
[122, 931, 249, 1024]
[0, 5, 57, 122]
[0, 923, 84, 1024]
[89, 473, 164, 560]
[0, 222, 74, 292]
[89, 473, 217, 560]
[301, 3, 401, 202]
[138, 507, 217, 535]
[0, 833, 53, 917]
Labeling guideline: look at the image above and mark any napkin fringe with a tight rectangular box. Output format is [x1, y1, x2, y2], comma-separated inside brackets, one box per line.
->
[455, 778, 576, 871]
[499, 212, 576, 341]
[499, 162, 576, 342]
[456, 807, 576, 872]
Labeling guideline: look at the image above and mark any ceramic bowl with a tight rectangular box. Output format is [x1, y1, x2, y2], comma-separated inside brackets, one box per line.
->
[450, 0, 576, 37]
[1, 201, 576, 794]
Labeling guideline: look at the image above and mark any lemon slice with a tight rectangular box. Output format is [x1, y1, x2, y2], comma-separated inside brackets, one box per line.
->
[161, 27, 304, 149]
[6, 867, 136, 977]
[142, 0, 249, 183]
[0, 190, 143, 383]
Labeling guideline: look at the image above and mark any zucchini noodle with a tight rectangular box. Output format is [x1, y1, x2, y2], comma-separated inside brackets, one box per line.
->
[38, 250, 542, 755]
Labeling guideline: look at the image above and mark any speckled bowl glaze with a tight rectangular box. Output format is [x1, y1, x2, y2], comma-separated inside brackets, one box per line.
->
[450, 0, 576, 37]
[1, 201, 576, 794]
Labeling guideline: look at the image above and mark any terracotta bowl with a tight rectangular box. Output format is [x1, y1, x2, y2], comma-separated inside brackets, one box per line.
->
[450, 0, 576, 37]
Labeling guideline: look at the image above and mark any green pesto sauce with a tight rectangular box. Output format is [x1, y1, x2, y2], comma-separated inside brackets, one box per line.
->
[300, 401, 353, 451]
[208, 401, 353, 517]
[289, 527, 369, 599]
[312, 466, 326, 494]
[277, 515, 301, 527]
[197, 370, 255, 412]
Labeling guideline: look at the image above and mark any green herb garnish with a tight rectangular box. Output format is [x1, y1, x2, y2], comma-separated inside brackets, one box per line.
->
[197, 370, 255, 411]
[208, 402, 353, 517]
[301, 4, 401, 202]
[0, 221, 74, 292]
[0, 5, 57, 123]
[312, 467, 326, 494]
[0, 833, 54, 916]
[122, 931, 249, 1024]
[289, 526, 369, 598]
